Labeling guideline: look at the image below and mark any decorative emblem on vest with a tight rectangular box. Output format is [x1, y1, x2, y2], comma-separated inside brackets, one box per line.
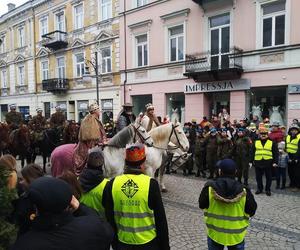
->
[121, 179, 139, 198]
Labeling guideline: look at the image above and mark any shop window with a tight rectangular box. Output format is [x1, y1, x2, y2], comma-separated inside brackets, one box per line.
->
[78, 100, 89, 121]
[101, 99, 113, 124]
[132, 95, 152, 116]
[248, 87, 286, 125]
[57, 101, 67, 118]
[166, 93, 185, 124]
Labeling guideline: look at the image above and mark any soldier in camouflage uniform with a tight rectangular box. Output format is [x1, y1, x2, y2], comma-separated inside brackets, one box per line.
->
[5, 104, 23, 130]
[194, 128, 207, 178]
[217, 128, 233, 161]
[233, 128, 252, 186]
[204, 128, 219, 179]
[50, 106, 66, 129]
[29, 108, 47, 148]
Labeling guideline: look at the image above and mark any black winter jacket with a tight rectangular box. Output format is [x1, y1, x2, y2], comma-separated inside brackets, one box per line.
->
[12, 207, 114, 250]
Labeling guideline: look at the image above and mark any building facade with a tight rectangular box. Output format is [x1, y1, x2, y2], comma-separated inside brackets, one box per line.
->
[120, 0, 300, 126]
[0, 0, 121, 123]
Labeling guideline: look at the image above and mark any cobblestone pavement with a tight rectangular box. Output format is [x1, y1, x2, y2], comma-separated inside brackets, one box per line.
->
[17, 158, 300, 250]
[161, 170, 300, 250]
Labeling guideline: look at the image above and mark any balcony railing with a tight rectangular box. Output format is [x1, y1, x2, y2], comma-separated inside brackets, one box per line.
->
[42, 78, 69, 94]
[41, 30, 68, 50]
[184, 47, 243, 82]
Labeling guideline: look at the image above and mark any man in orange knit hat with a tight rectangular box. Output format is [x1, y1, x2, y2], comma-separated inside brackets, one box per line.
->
[103, 142, 170, 250]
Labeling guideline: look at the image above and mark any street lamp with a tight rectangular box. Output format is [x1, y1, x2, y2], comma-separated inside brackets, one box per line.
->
[82, 51, 100, 104]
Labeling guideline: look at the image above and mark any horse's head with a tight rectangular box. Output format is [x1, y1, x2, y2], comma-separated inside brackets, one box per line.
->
[170, 121, 189, 152]
[132, 123, 153, 147]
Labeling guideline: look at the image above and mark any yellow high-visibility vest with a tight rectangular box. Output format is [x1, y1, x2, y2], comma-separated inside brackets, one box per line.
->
[254, 140, 273, 160]
[204, 187, 249, 246]
[112, 174, 156, 245]
[286, 134, 300, 154]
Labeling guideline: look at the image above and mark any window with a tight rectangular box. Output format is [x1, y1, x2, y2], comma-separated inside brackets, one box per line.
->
[100, 47, 112, 73]
[40, 17, 48, 37]
[18, 27, 25, 47]
[168, 25, 184, 62]
[18, 66, 25, 86]
[57, 57, 65, 78]
[41, 61, 49, 80]
[100, 0, 112, 21]
[56, 12, 65, 31]
[136, 34, 148, 67]
[74, 4, 83, 29]
[137, 0, 148, 7]
[1, 70, 7, 88]
[262, 0, 285, 47]
[0, 36, 5, 53]
[75, 53, 85, 77]
[101, 99, 113, 124]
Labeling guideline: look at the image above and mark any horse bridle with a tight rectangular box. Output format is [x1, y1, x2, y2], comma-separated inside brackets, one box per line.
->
[168, 124, 185, 151]
[132, 124, 152, 146]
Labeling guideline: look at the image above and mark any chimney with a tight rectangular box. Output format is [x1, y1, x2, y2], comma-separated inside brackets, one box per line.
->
[7, 3, 16, 12]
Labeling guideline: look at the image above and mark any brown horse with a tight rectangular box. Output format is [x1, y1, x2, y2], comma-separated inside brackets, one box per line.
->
[0, 122, 10, 155]
[64, 121, 79, 144]
[9, 124, 33, 167]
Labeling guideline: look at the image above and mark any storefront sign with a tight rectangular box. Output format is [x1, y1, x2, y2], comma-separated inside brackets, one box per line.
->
[288, 84, 300, 94]
[289, 102, 300, 110]
[184, 79, 251, 94]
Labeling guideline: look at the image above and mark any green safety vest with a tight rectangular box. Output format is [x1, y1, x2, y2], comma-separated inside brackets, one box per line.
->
[112, 174, 156, 245]
[204, 187, 249, 246]
[286, 134, 300, 154]
[80, 178, 109, 214]
[254, 140, 273, 160]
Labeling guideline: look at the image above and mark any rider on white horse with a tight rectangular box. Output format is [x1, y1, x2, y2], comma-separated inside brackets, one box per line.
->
[140, 103, 161, 132]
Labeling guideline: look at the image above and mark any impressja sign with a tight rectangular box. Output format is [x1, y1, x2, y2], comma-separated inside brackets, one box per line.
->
[184, 79, 251, 93]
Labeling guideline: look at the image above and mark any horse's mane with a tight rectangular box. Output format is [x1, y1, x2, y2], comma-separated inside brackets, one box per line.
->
[149, 123, 172, 148]
[108, 125, 133, 148]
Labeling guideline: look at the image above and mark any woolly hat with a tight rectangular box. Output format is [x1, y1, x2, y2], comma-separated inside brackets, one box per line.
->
[9, 104, 16, 109]
[289, 123, 299, 130]
[28, 177, 72, 214]
[210, 128, 217, 133]
[218, 159, 237, 175]
[87, 147, 105, 169]
[125, 143, 146, 168]
[36, 108, 43, 112]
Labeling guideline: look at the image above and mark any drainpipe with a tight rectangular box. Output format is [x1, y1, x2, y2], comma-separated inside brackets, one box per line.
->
[32, 2, 38, 108]
[123, 0, 127, 105]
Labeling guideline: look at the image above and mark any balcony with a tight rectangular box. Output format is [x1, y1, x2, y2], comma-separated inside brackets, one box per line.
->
[191, 0, 234, 11]
[184, 47, 243, 82]
[42, 78, 69, 94]
[41, 30, 68, 50]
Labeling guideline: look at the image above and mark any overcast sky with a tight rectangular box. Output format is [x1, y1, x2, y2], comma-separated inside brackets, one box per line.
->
[0, 0, 28, 17]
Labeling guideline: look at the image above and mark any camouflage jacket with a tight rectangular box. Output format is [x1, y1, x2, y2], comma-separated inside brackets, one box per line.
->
[29, 115, 46, 131]
[5, 111, 23, 126]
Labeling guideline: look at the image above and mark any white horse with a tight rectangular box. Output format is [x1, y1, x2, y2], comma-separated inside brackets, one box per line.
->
[102, 123, 154, 177]
[144, 122, 189, 191]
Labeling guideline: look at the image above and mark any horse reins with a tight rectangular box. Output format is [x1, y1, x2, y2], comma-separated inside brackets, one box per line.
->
[132, 124, 152, 145]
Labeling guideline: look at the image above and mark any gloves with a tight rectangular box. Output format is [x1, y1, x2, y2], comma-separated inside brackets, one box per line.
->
[272, 163, 278, 168]
[249, 163, 253, 169]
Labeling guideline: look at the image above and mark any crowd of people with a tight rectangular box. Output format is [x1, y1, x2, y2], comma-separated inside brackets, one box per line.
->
[179, 114, 300, 194]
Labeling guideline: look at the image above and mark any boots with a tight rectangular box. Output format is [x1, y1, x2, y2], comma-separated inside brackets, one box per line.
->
[281, 178, 286, 189]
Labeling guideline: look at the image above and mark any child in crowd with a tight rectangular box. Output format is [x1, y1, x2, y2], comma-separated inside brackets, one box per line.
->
[276, 141, 288, 189]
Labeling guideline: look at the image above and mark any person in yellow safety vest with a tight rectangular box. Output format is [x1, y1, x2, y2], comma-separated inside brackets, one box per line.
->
[250, 127, 279, 196]
[286, 123, 300, 189]
[79, 147, 108, 218]
[199, 159, 257, 250]
[103, 142, 170, 250]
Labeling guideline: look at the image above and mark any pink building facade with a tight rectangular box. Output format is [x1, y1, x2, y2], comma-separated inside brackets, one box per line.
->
[119, 0, 300, 126]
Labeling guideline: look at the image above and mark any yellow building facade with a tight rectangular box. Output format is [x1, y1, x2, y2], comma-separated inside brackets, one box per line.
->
[0, 0, 121, 123]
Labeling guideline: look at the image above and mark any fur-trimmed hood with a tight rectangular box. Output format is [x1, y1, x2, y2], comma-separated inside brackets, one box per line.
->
[205, 177, 246, 203]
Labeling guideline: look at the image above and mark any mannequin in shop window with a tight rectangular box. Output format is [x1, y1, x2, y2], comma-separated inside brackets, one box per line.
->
[218, 108, 230, 125]
[269, 106, 284, 126]
[140, 103, 161, 132]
